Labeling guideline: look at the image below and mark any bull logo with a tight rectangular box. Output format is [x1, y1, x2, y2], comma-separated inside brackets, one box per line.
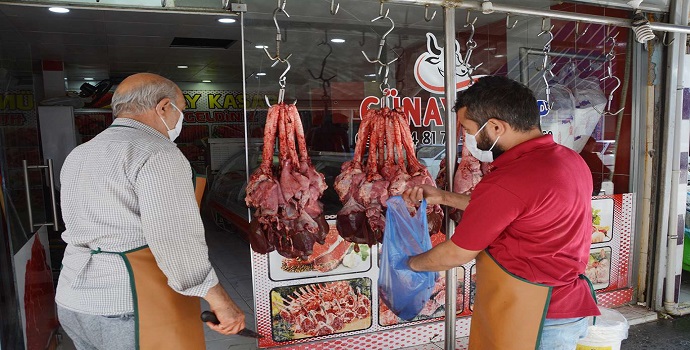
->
[414, 32, 482, 94]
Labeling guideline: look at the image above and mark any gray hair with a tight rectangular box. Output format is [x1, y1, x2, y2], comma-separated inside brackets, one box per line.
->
[111, 77, 179, 117]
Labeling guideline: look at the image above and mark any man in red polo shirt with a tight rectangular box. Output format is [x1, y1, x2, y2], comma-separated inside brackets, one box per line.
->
[403, 76, 599, 350]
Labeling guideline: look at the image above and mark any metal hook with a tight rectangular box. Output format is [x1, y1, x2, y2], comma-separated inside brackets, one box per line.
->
[361, 15, 396, 65]
[424, 4, 436, 22]
[575, 21, 590, 40]
[540, 17, 554, 34]
[593, 75, 624, 115]
[506, 13, 518, 30]
[330, 0, 339, 15]
[378, 1, 390, 18]
[278, 59, 291, 89]
[661, 32, 675, 46]
[263, 4, 291, 61]
[465, 10, 478, 28]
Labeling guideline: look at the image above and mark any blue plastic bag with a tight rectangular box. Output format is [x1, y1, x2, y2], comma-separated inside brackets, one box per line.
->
[378, 196, 438, 320]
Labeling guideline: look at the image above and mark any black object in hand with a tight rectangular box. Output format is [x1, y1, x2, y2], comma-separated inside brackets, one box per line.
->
[200, 311, 263, 338]
[201, 311, 220, 324]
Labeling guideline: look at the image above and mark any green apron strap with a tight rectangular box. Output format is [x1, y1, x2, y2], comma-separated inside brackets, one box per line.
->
[579, 274, 598, 325]
[89, 245, 149, 350]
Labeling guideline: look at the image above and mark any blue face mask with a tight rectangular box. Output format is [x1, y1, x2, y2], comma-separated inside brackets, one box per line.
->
[464, 121, 500, 163]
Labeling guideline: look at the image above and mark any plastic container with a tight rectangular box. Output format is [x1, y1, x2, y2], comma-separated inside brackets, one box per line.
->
[576, 306, 629, 350]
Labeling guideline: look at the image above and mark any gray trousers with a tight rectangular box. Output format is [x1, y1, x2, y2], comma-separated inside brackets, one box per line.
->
[57, 305, 135, 350]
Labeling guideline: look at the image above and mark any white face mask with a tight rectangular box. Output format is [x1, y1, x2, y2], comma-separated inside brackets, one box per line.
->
[159, 102, 184, 141]
[464, 121, 500, 163]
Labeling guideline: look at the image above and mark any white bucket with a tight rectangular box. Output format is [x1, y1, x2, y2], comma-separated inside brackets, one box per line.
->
[576, 306, 629, 350]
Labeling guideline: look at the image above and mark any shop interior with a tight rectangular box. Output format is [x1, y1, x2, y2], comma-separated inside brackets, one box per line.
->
[1, 0, 689, 349]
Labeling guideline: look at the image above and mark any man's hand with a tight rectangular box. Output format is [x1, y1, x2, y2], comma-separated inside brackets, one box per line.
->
[402, 185, 471, 211]
[206, 302, 246, 335]
[402, 185, 445, 206]
[204, 283, 246, 335]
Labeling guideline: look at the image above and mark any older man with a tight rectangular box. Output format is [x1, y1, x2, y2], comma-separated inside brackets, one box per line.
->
[403, 76, 599, 350]
[56, 73, 245, 350]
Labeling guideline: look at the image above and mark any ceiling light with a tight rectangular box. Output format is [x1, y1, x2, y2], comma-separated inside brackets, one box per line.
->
[217, 18, 236, 24]
[330, 38, 346, 43]
[177, 65, 188, 69]
[84, 78, 94, 81]
[49, 7, 70, 14]
[64, 77, 67, 80]
[256, 72, 267, 76]
[365, 74, 376, 77]
[494, 54, 506, 58]
[255, 45, 268, 49]
[484, 47, 496, 51]
[202, 80, 212, 83]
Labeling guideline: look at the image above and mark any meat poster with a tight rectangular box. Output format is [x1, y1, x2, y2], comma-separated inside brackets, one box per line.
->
[586, 247, 612, 290]
[592, 198, 614, 244]
[13, 227, 58, 350]
[252, 191, 633, 348]
[268, 223, 371, 281]
[270, 279, 372, 341]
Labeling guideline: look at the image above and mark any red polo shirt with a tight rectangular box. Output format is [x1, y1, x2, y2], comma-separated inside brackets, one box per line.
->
[452, 135, 599, 318]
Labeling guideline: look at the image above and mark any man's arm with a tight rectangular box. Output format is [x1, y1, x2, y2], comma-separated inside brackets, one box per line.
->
[136, 149, 244, 334]
[408, 241, 480, 272]
[402, 185, 470, 211]
[204, 284, 246, 335]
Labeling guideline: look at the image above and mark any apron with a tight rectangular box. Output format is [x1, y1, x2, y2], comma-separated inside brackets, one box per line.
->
[468, 251, 552, 350]
[88, 162, 207, 349]
[91, 246, 205, 350]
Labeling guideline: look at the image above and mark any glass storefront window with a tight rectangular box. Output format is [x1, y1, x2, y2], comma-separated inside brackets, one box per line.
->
[217, 1, 636, 231]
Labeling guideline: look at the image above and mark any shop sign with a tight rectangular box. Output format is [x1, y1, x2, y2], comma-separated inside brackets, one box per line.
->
[0, 91, 34, 111]
[414, 33, 483, 94]
[182, 91, 267, 113]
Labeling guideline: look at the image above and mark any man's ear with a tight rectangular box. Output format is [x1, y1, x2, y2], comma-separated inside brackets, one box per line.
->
[488, 118, 507, 137]
[155, 98, 171, 115]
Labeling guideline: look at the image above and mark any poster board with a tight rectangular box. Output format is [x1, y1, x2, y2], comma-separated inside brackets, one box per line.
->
[250, 194, 634, 349]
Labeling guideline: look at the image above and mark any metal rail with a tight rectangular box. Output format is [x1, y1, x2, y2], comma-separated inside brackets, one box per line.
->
[384, 0, 690, 34]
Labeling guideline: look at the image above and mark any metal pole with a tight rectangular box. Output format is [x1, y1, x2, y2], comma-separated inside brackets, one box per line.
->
[662, 0, 690, 316]
[240, 6, 252, 225]
[442, 4, 457, 350]
[384, 0, 690, 35]
[22, 160, 34, 229]
[47, 159, 59, 231]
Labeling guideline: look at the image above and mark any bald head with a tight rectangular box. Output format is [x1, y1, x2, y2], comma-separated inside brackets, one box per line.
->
[111, 73, 182, 117]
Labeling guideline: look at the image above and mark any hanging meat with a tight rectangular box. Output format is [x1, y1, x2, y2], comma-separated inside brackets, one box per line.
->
[334, 107, 444, 245]
[245, 103, 329, 259]
[435, 128, 492, 229]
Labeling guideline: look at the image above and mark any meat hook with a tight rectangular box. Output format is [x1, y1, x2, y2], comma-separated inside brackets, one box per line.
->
[538, 18, 555, 115]
[594, 28, 624, 116]
[661, 31, 675, 46]
[506, 13, 518, 30]
[361, 15, 396, 65]
[574, 21, 590, 41]
[263, 0, 291, 62]
[424, 4, 436, 22]
[330, 0, 339, 15]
